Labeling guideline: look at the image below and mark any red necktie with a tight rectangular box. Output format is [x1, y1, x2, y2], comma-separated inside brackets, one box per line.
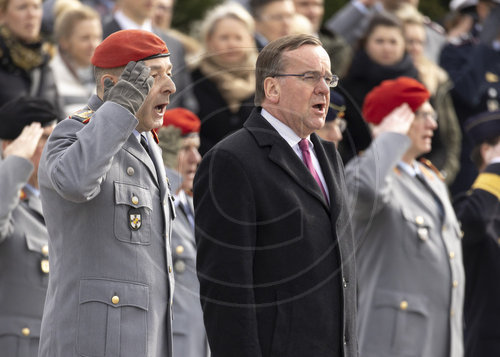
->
[298, 139, 328, 203]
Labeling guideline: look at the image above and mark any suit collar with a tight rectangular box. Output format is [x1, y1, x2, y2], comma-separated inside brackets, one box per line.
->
[244, 109, 334, 211]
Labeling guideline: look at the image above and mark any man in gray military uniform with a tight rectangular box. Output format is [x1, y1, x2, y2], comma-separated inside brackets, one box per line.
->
[157, 107, 209, 357]
[346, 77, 465, 357]
[38, 29, 176, 357]
[0, 96, 57, 357]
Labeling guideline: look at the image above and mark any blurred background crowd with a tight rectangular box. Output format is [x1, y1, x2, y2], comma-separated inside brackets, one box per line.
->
[1, 0, 500, 356]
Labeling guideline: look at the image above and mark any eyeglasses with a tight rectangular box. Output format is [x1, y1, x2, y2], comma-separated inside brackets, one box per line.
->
[415, 110, 438, 122]
[272, 71, 339, 88]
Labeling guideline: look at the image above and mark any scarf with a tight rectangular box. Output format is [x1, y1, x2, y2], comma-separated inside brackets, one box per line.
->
[197, 49, 257, 113]
[0, 25, 49, 73]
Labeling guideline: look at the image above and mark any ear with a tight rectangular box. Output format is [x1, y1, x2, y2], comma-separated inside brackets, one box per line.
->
[263, 77, 280, 104]
[98, 74, 117, 98]
[480, 142, 491, 162]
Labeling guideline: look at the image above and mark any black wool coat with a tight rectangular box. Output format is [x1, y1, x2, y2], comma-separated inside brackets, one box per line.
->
[194, 109, 357, 357]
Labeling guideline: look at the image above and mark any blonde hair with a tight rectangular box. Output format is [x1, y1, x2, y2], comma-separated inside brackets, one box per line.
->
[53, 0, 100, 44]
[199, 2, 255, 45]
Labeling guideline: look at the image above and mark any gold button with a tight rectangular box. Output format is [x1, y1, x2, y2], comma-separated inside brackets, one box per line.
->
[453, 280, 459, 288]
[111, 295, 120, 304]
[460, 230, 465, 238]
[417, 227, 428, 241]
[41, 244, 49, 256]
[497, 238, 500, 245]
[442, 224, 447, 232]
[131, 196, 139, 205]
[41, 259, 49, 274]
[415, 216, 424, 225]
[127, 167, 135, 176]
[176, 245, 184, 254]
[400, 300, 408, 310]
[174, 260, 186, 273]
[21, 327, 30, 336]
[449, 251, 455, 259]
[169, 266, 172, 273]
[450, 309, 455, 317]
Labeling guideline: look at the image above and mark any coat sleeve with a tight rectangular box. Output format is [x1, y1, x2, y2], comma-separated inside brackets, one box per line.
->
[344, 132, 411, 219]
[39, 102, 138, 203]
[0, 155, 33, 241]
[193, 148, 262, 357]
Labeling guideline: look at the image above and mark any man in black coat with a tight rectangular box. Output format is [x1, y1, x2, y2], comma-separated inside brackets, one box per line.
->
[194, 34, 357, 357]
[454, 110, 500, 357]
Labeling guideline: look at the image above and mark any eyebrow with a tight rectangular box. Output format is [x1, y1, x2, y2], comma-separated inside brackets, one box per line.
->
[148, 64, 172, 71]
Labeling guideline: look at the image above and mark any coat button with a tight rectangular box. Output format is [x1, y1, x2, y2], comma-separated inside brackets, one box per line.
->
[22, 327, 30, 336]
[174, 260, 186, 273]
[176, 245, 184, 254]
[169, 266, 172, 273]
[127, 167, 135, 176]
[400, 300, 408, 310]
[415, 216, 424, 225]
[41, 259, 50, 274]
[449, 251, 455, 259]
[450, 309, 455, 317]
[417, 227, 428, 241]
[42, 244, 49, 256]
[452, 280, 459, 288]
[342, 277, 348, 288]
[131, 196, 139, 205]
[112, 295, 120, 304]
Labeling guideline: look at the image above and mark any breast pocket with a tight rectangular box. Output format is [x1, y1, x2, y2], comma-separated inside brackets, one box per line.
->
[0, 316, 41, 357]
[114, 182, 152, 244]
[76, 278, 149, 357]
[363, 289, 429, 357]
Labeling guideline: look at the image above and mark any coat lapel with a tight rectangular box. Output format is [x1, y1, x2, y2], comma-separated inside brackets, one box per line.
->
[147, 131, 168, 202]
[245, 109, 329, 210]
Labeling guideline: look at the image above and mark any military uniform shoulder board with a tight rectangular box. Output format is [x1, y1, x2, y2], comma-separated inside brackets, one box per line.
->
[419, 158, 445, 181]
[69, 107, 95, 124]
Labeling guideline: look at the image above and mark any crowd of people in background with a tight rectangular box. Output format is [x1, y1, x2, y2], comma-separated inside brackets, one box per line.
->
[1, 0, 500, 356]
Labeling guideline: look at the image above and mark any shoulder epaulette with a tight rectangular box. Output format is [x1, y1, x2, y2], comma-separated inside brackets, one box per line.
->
[69, 107, 95, 124]
[419, 158, 445, 181]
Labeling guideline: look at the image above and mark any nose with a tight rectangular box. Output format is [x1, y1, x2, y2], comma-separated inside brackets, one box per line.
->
[190, 148, 202, 164]
[161, 75, 176, 95]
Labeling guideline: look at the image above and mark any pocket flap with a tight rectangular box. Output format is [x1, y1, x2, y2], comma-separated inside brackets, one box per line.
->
[400, 207, 434, 230]
[79, 278, 149, 311]
[374, 289, 429, 316]
[0, 316, 41, 337]
[25, 233, 47, 254]
[114, 182, 152, 210]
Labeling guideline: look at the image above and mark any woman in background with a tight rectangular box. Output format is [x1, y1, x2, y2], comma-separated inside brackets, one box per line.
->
[50, 0, 102, 116]
[0, 0, 62, 118]
[190, 2, 257, 155]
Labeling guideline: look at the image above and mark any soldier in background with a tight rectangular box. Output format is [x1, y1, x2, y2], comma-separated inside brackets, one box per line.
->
[0, 96, 57, 357]
[157, 107, 209, 357]
[454, 110, 500, 357]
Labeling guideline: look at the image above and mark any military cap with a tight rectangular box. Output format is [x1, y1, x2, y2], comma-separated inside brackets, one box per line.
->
[363, 77, 430, 125]
[162, 108, 201, 136]
[464, 110, 500, 146]
[0, 96, 58, 140]
[91, 29, 170, 68]
[326, 90, 346, 122]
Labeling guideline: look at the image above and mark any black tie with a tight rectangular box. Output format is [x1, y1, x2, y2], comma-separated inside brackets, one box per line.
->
[415, 173, 444, 219]
[140, 134, 150, 155]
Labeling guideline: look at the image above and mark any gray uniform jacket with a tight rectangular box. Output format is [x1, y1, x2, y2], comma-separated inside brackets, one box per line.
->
[0, 155, 49, 357]
[37, 95, 175, 357]
[171, 192, 209, 357]
[345, 132, 464, 357]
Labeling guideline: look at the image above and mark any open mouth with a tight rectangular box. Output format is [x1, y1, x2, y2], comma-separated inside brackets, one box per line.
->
[313, 103, 326, 112]
[155, 104, 168, 115]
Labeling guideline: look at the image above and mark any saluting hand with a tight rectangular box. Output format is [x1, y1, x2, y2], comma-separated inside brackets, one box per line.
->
[371, 103, 415, 138]
[3, 122, 44, 160]
[103, 61, 154, 116]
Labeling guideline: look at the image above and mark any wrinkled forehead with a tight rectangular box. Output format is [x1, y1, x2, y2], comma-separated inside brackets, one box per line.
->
[143, 56, 173, 71]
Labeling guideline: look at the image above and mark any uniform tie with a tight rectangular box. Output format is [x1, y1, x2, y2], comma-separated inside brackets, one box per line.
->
[140, 134, 150, 155]
[298, 138, 328, 203]
[415, 173, 444, 219]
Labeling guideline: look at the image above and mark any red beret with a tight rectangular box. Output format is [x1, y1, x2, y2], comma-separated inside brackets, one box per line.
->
[91, 29, 170, 68]
[362, 77, 430, 125]
[162, 108, 201, 136]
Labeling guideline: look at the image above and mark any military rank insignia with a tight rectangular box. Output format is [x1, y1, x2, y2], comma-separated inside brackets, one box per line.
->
[129, 208, 142, 230]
